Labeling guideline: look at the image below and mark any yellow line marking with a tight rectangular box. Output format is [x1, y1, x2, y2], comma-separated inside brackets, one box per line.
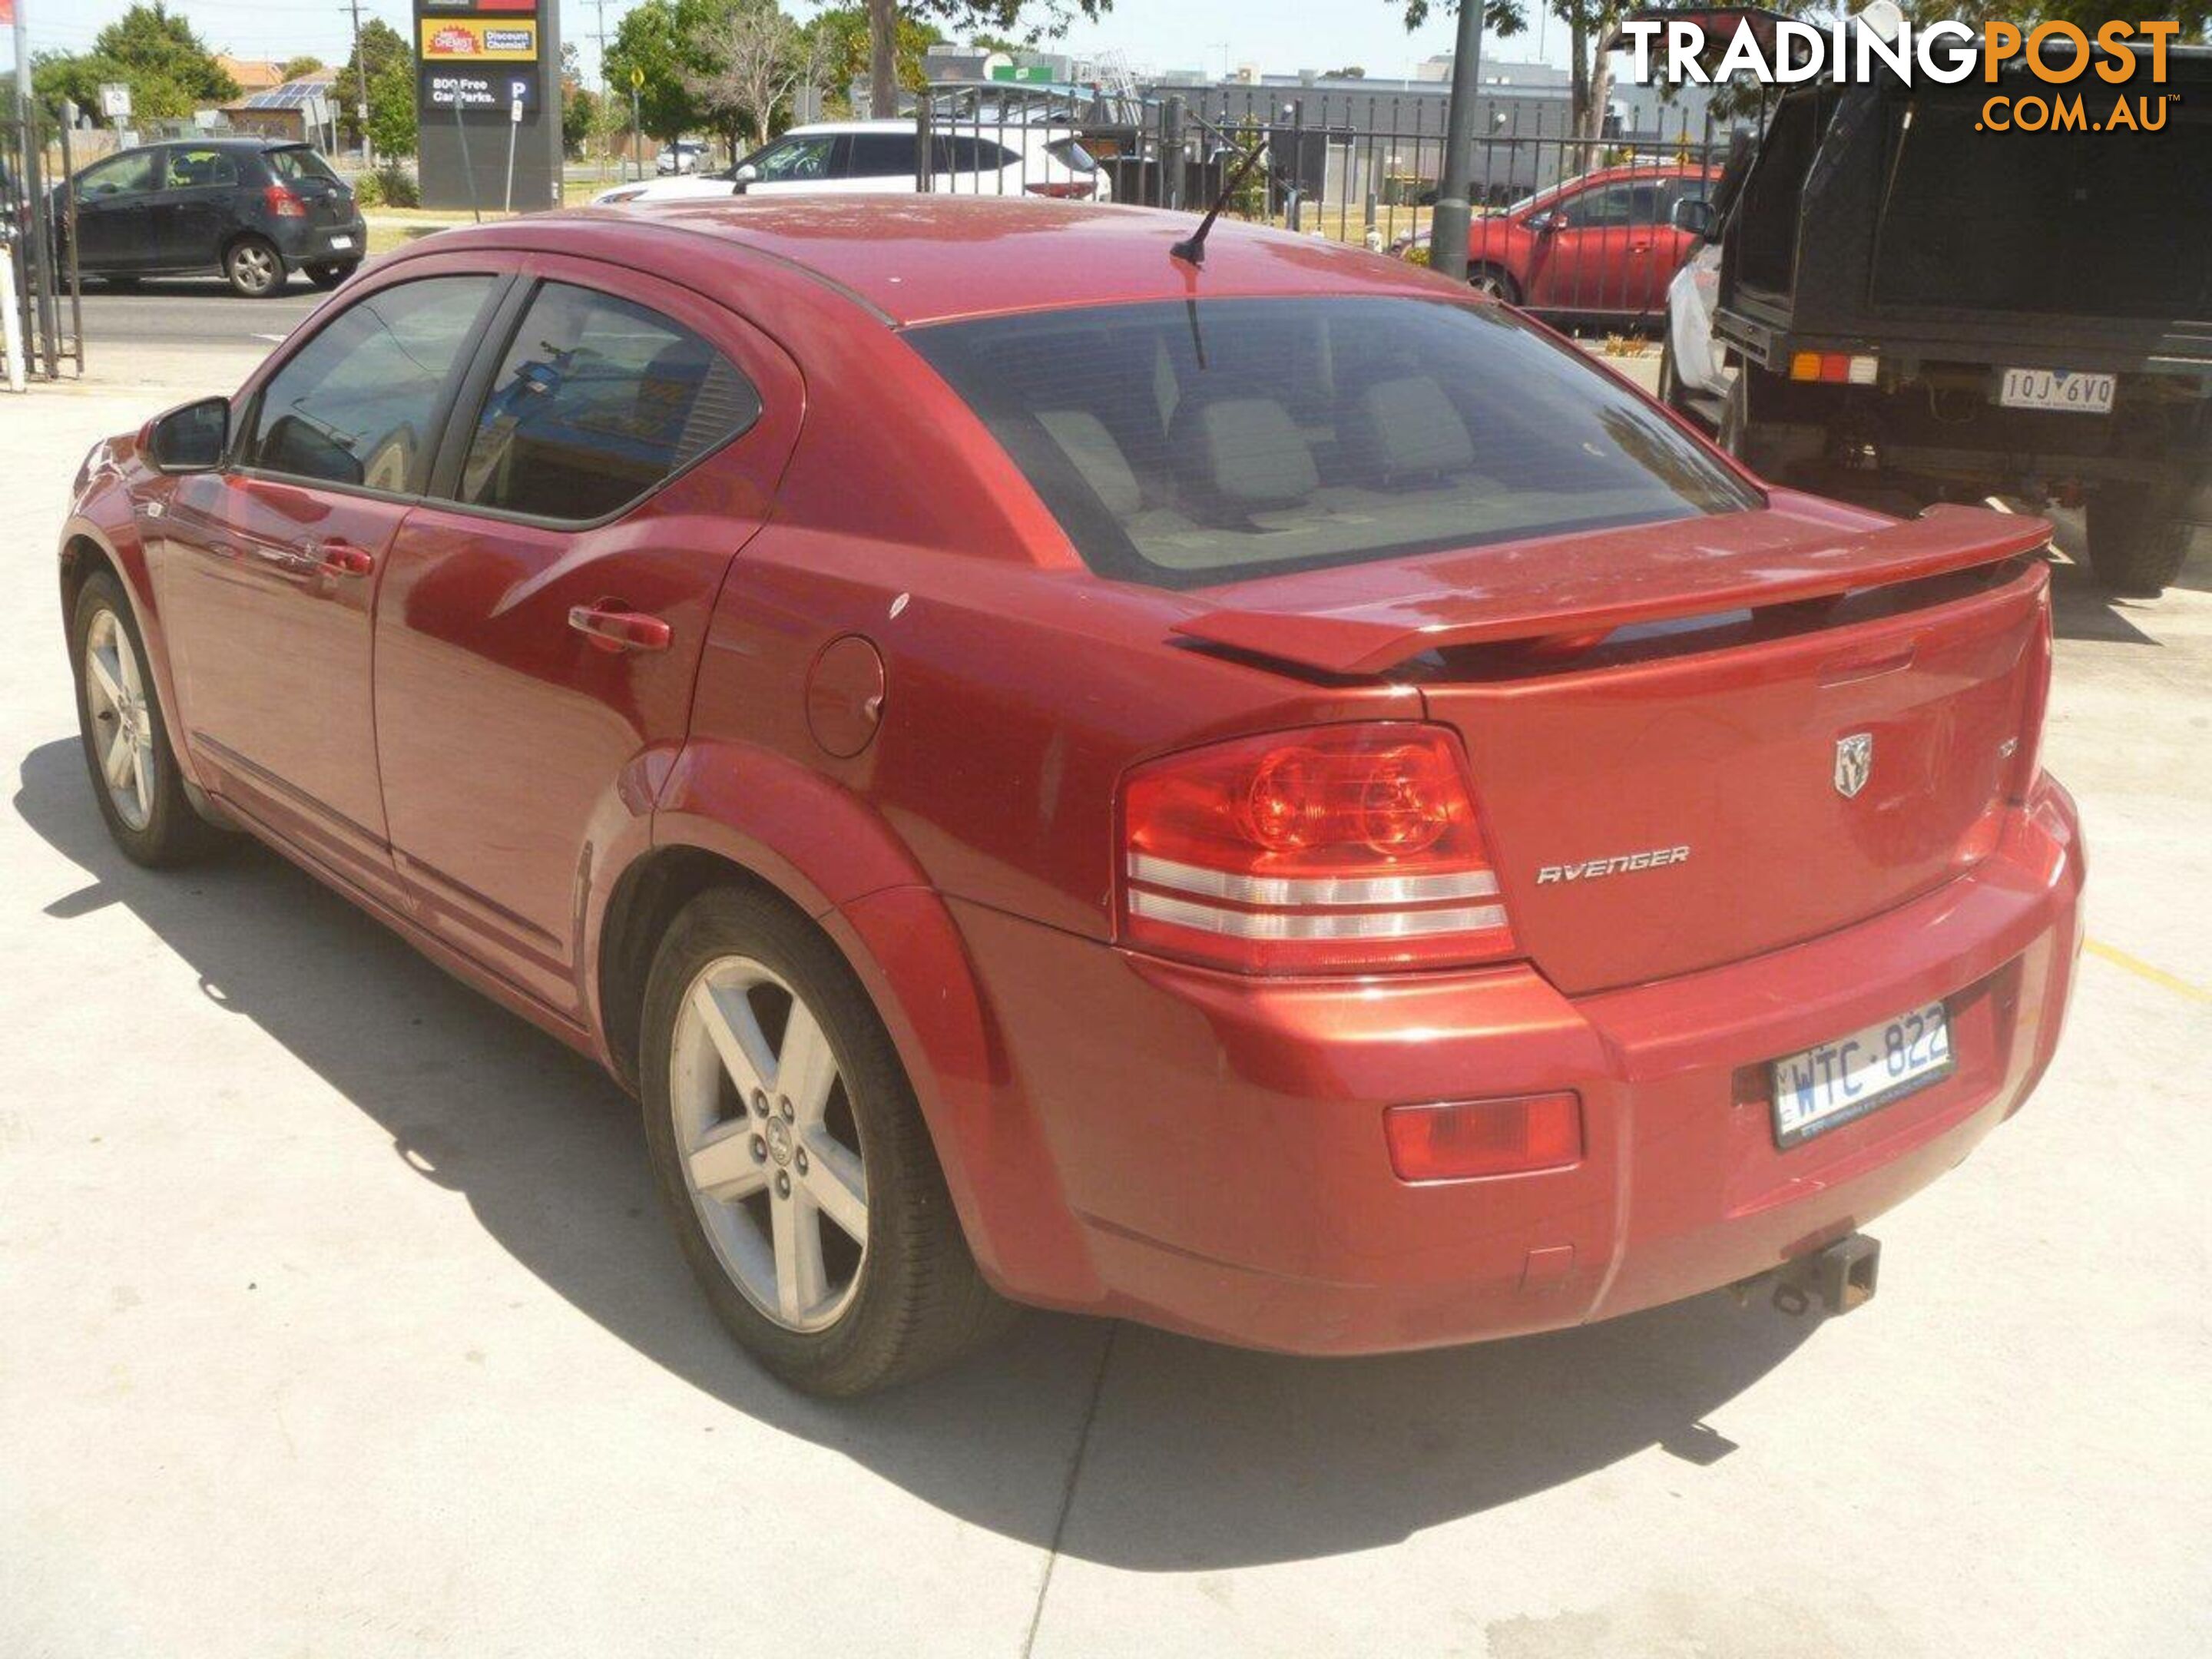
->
[2086, 939, 2212, 1005]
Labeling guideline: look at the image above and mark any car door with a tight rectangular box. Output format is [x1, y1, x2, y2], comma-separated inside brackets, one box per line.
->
[68, 149, 161, 274]
[1525, 177, 1674, 316]
[372, 258, 803, 1015]
[149, 263, 507, 899]
[146, 144, 242, 273]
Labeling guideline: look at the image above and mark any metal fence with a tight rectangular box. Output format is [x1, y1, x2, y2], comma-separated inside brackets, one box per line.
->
[909, 87, 1728, 325]
[2, 91, 84, 383]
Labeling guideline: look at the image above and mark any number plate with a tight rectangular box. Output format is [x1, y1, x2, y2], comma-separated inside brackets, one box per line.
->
[1998, 368, 2114, 414]
[1770, 1000, 1952, 1148]
[328, 235, 354, 250]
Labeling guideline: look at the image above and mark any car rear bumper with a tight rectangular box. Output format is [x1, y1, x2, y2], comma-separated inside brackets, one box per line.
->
[930, 776, 2084, 1354]
[274, 216, 366, 264]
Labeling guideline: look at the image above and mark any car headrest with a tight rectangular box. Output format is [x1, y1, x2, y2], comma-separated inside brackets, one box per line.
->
[1036, 409, 1142, 518]
[1338, 376, 1475, 482]
[1171, 396, 1319, 512]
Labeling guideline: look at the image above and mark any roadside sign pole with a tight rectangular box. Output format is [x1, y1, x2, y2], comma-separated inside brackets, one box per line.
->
[452, 94, 482, 224]
[1431, 0, 1487, 282]
[503, 94, 520, 213]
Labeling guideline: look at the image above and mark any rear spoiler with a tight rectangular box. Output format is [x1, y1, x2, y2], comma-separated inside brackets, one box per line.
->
[1170, 502, 2050, 676]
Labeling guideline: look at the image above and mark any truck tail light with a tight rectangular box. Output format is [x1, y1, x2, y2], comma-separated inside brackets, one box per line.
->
[1118, 724, 1517, 975]
[1789, 350, 1878, 386]
[264, 184, 307, 219]
[1384, 1093, 1582, 1181]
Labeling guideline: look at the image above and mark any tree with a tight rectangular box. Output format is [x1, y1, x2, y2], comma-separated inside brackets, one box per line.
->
[365, 55, 417, 160]
[561, 43, 600, 157]
[279, 55, 326, 81]
[1321, 65, 1368, 78]
[339, 18, 410, 148]
[688, 1, 822, 151]
[606, 0, 730, 141]
[806, 5, 940, 111]
[93, 3, 239, 104]
[863, 3, 1113, 120]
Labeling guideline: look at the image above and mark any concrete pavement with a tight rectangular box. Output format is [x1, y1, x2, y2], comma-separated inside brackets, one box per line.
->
[2, 359, 2207, 1659]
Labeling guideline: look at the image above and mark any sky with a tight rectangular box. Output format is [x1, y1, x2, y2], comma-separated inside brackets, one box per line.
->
[14, 0, 1581, 89]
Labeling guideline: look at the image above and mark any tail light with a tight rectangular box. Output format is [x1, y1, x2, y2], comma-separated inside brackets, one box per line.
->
[1025, 181, 1096, 200]
[1118, 723, 1517, 975]
[264, 184, 307, 219]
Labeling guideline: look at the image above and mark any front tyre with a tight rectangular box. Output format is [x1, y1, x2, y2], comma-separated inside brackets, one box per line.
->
[1469, 263, 1522, 304]
[69, 571, 222, 867]
[639, 886, 1010, 1396]
[224, 235, 286, 298]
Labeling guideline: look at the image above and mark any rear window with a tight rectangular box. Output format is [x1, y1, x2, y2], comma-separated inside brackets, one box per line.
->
[267, 146, 339, 185]
[907, 296, 1756, 588]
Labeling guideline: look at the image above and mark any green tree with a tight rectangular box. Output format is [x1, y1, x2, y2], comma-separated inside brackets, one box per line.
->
[806, 5, 940, 108]
[365, 55, 418, 160]
[863, 3, 1111, 118]
[93, 3, 239, 104]
[605, 0, 733, 141]
[339, 18, 411, 148]
[561, 43, 600, 157]
[279, 55, 326, 81]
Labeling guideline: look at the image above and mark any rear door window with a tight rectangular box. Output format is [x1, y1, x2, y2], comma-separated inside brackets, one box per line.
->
[243, 274, 498, 492]
[908, 296, 1756, 588]
[452, 282, 763, 522]
[847, 133, 917, 178]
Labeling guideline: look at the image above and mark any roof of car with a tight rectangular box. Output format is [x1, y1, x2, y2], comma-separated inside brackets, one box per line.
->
[528, 196, 1452, 328]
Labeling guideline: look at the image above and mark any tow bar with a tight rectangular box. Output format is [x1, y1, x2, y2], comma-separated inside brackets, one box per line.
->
[1763, 1233, 1881, 1317]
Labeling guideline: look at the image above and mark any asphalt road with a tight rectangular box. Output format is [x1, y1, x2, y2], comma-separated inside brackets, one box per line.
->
[73, 276, 321, 350]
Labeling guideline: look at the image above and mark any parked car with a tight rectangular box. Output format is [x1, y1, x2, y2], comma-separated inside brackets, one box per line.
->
[594, 120, 1111, 206]
[1406, 163, 1717, 323]
[1661, 19, 2211, 597]
[656, 141, 711, 176]
[61, 198, 2081, 1396]
[54, 138, 364, 297]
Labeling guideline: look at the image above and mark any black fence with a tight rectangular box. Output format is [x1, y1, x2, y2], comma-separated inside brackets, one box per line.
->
[1, 91, 84, 382]
[909, 87, 1728, 325]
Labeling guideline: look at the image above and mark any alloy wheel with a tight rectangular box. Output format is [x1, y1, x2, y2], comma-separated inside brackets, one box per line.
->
[230, 243, 277, 294]
[668, 955, 869, 1333]
[81, 608, 154, 832]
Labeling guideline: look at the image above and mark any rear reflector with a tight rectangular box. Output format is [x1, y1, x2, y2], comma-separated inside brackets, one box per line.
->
[1384, 1093, 1583, 1181]
[1789, 351, 1879, 386]
[1118, 724, 1517, 974]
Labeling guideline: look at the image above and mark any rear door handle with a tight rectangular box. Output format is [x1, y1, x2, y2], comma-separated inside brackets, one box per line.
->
[568, 604, 672, 653]
[317, 540, 375, 577]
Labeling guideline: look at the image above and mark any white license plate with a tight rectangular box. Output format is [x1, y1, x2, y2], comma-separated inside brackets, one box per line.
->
[328, 235, 354, 250]
[1998, 367, 2114, 414]
[1770, 1000, 1952, 1147]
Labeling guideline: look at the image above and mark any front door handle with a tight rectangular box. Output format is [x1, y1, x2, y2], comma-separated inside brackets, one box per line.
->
[317, 540, 375, 577]
[568, 604, 672, 653]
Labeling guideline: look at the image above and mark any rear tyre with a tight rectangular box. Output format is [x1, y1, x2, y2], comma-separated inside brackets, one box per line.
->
[303, 261, 359, 291]
[1468, 263, 1522, 304]
[68, 571, 222, 868]
[639, 886, 1012, 1396]
[224, 236, 286, 298]
[2085, 488, 2189, 598]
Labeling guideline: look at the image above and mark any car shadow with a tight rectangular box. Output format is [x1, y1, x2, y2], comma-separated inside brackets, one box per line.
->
[15, 734, 1820, 1571]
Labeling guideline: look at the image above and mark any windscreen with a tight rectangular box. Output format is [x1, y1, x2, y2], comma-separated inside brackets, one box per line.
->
[1872, 96, 2210, 320]
[267, 146, 340, 185]
[908, 296, 1757, 588]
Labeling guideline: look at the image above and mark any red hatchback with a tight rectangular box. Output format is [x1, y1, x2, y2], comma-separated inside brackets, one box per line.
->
[1449, 163, 1717, 317]
[59, 199, 2082, 1395]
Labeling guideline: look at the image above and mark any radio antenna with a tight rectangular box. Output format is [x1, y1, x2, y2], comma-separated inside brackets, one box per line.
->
[1171, 134, 1269, 268]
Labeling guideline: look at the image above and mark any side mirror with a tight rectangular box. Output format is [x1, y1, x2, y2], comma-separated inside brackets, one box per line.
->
[145, 396, 230, 473]
[1672, 197, 1717, 239]
[731, 163, 757, 195]
[1528, 210, 1565, 235]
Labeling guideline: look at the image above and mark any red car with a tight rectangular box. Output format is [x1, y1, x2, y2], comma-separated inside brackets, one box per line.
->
[1448, 163, 1717, 317]
[60, 199, 2082, 1396]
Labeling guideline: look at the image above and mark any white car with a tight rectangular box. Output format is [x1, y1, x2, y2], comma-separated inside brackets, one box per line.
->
[594, 120, 1111, 207]
[1657, 237, 1728, 430]
[655, 141, 710, 176]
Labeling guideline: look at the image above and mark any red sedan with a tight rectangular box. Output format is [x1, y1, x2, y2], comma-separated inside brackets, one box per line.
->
[59, 198, 2081, 1396]
[1449, 163, 1718, 316]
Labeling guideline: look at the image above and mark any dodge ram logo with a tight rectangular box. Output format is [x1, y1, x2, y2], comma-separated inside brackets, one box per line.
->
[1834, 733, 1874, 799]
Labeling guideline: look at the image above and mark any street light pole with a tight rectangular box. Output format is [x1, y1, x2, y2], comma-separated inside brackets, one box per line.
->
[1430, 0, 1487, 282]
